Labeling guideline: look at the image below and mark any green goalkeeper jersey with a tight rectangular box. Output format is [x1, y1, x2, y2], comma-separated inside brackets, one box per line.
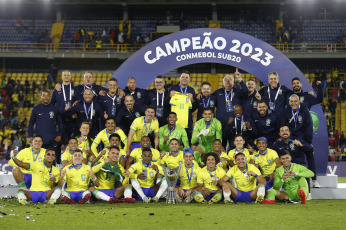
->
[191, 118, 222, 151]
[273, 163, 314, 192]
[158, 124, 190, 152]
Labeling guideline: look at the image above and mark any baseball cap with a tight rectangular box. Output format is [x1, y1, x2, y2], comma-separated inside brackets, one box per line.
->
[255, 137, 267, 145]
[183, 148, 194, 155]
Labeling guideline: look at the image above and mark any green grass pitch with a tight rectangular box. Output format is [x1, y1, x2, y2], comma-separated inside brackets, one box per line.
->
[1, 199, 346, 229]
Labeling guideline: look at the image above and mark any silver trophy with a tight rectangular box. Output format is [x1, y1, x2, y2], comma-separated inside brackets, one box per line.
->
[162, 166, 181, 204]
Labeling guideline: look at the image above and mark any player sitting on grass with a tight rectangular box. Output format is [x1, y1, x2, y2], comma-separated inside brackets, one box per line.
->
[251, 137, 281, 190]
[60, 149, 97, 204]
[191, 108, 222, 164]
[9, 134, 46, 191]
[212, 139, 229, 171]
[61, 138, 87, 168]
[127, 148, 167, 203]
[227, 135, 253, 168]
[12, 148, 62, 205]
[160, 138, 185, 168]
[262, 150, 314, 204]
[91, 146, 135, 203]
[175, 148, 201, 203]
[220, 152, 266, 204]
[92, 133, 126, 167]
[126, 136, 161, 170]
[194, 152, 226, 204]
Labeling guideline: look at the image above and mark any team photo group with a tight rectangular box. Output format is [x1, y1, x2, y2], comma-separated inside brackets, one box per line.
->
[9, 68, 323, 205]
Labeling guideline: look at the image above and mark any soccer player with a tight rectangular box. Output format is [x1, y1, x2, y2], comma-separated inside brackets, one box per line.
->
[194, 152, 226, 204]
[258, 71, 289, 120]
[242, 78, 261, 117]
[127, 105, 159, 155]
[146, 75, 170, 127]
[60, 149, 97, 204]
[115, 94, 144, 135]
[196, 82, 216, 121]
[252, 100, 279, 147]
[91, 117, 127, 156]
[211, 69, 248, 149]
[98, 78, 124, 118]
[251, 137, 281, 190]
[212, 139, 229, 170]
[73, 71, 107, 101]
[169, 70, 197, 141]
[9, 134, 46, 190]
[228, 104, 257, 148]
[160, 138, 186, 168]
[286, 77, 323, 110]
[262, 150, 314, 204]
[127, 148, 167, 203]
[220, 152, 266, 203]
[28, 90, 63, 163]
[158, 112, 189, 152]
[12, 148, 62, 205]
[175, 148, 200, 203]
[61, 138, 88, 168]
[191, 108, 222, 164]
[126, 136, 161, 170]
[76, 122, 94, 162]
[227, 135, 253, 168]
[124, 77, 148, 111]
[66, 88, 105, 138]
[91, 146, 135, 203]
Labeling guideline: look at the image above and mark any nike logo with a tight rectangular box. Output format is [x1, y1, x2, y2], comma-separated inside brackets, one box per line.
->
[39, 113, 43, 115]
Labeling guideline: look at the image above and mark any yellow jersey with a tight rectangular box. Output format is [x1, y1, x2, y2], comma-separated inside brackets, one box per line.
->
[170, 93, 192, 128]
[128, 161, 164, 188]
[178, 163, 200, 190]
[61, 150, 87, 163]
[63, 164, 91, 191]
[92, 161, 125, 190]
[226, 164, 262, 192]
[197, 166, 226, 191]
[216, 152, 229, 169]
[228, 148, 253, 165]
[254, 148, 279, 177]
[130, 148, 161, 164]
[130, 116, 159, 142]
[91, 128, 127, 156]
[29, 161, 60, 191]
[78, 136, 92, 152]
[160, 151, 185, 168]
[9, 147, 46, 174]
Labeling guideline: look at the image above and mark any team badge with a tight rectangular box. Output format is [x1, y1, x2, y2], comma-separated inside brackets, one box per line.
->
[179, 161, 183, 165]
[117, 97, 121, 103]
[279, 89, 282, 94]
[210, 101, 215, 106]
[267, 160, 272, 164]
[137, 92, 141, 99]
[71, 89, 74, 96]
[131, 122, 135, 126]
[216, 177, 219, 181]
[218, 162, 223, 167]
[186, 98, 189, 102]
[175, 136, 179, 139]
[49, 111, 54, 118]
[300, 96, 304, 103]
[298, 115, 302, 123]
[87, 146, 91, 150]
[135, 112, 140, 117]
[81, 175, 86, 180]
[39, 158, 42, 162]
[211, 130, 215, 134]
[253, 101, 258, 108]
[290, 143, 295, 151]
[192, 173, 197, 178]
[266, 119, 271, 126]
[92, 110, 95, 116]
[149, 172, 154, 177]
[149, 129, 152, 133]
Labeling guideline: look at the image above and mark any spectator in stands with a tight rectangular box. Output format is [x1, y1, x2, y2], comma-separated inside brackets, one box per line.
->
[87, 28, 94, 41]
[80, 27, 86, 42]
[32, 80, 36, 94]
[72, 30, 81, 45]
[13, 135, 21, 151]
[101, 28, 108, 43]
[340, 131, 345, 147]
[335, 130, 340, 147]
[95, 37, 102, 51]
[109, 29, 116, 49]
[18, 91, 24, 108]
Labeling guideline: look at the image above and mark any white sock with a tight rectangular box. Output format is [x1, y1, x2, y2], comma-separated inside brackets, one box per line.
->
[124, 187, 132, 198]
[17, 191, 27, 200]
[156, 178, 162, 184]
[223, 187, 231, 199]
[61, 191, 71, 198]
[257, 185, 265, 197]
[51, 188, 62, 200]
[131, 179, 146, 199]
[82, 190, 91, 198]
[93, 190, 111, 201]
[155, 179, 168, 199]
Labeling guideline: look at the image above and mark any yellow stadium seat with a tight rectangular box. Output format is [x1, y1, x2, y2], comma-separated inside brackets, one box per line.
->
[76, 73, 81, 78]
[102, 73, 107, 78]
[22, 73, 27, 79]
[33, 73, 38, 79]
[6, 73, 11, 78]
[107, 73, 112, 78]
[96, 73, 102, 78]
[12, 73, 17, 79]
[96, 81, 101, 85]
[17, 73, 22, 79]
[20, 80, 25, 85]
[71, 73, 76, 78]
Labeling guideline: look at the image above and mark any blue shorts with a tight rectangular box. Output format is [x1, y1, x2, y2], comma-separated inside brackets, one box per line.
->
[29, 191, 49, 203]
[265, 180, 273, 191]
[134, 187, 155, 201]
[131, 143, 142, 150]
[205, 191, 222, 202]
[97, 189, 117, 198]
[66, 191, 87, 202]
[234, 189, 255, 203]
[24, 174, 32, 189]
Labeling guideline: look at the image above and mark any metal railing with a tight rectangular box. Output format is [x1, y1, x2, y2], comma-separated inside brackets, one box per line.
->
[1, 42, 346, 53]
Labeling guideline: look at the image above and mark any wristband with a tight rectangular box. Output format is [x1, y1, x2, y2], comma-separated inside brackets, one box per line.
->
[254, 174, 258, 178]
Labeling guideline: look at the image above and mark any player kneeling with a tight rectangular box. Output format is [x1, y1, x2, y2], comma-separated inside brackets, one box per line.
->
[219, 152, 266, 204]
[194, 153, 226, 204]
[12, 149, 62, 205]
[262, 150, 314, 204]
[175, 148, 200, 203]
[60, 149, 97, 204]
[90, 146, 135, 203]
[127, 148, 167, 203]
